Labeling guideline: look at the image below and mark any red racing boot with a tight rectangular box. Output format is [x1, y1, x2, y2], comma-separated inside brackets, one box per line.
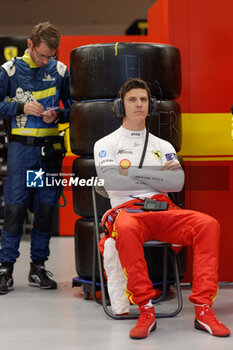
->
[195, 304, 231, 337]
[129, 305, 156, 339]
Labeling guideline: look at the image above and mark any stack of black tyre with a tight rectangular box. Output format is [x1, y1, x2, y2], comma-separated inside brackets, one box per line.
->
[0, 37, 27, 234]
[69, 43, 187, 296]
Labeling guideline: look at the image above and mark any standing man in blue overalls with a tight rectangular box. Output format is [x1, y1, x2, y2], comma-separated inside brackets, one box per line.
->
[0, 21, 73, 294]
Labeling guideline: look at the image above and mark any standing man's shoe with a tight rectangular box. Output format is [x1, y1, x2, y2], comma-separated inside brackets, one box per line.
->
[28, 262, 57, 289]
[0, 264, 14, 295]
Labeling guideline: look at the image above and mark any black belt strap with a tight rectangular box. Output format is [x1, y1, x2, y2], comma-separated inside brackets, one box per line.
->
[11, 134, 61, 146]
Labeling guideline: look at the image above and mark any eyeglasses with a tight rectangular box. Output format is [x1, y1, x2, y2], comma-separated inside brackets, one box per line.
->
[33, 46, 56, 61]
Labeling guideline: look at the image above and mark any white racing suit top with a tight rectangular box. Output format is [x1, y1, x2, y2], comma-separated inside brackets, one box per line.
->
[94, 126, 184, 314]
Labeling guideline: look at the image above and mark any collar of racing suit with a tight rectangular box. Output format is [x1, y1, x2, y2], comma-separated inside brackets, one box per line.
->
[22, 50, 38, 68]
[119, 126, 147, 138]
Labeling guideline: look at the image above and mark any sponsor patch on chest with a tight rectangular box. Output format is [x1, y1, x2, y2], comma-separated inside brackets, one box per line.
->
[42, 73, 55, 81]
[119, 159, 131, 169]
[165, 153, 178, 161]
[152, 151, 161, 160]
[117, 148, 133, 155]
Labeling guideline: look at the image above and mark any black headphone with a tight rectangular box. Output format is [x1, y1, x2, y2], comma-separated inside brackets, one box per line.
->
[113, 93, 158, 118]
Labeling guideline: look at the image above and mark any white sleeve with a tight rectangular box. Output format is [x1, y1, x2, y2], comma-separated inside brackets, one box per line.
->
[128, 166, 184, 192]
[94, 139, 153, 196]
[128, 140, 184, 193]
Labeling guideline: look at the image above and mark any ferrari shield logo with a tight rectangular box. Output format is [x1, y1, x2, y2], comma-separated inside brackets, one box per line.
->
[152, 151, 161, 160]
[4, 46, 18, 61]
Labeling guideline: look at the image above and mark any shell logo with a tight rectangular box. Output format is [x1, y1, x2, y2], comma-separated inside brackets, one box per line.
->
[119, 159, 131, 169]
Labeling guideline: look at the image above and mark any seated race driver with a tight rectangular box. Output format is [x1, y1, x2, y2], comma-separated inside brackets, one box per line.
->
[94, 77, 230, 339]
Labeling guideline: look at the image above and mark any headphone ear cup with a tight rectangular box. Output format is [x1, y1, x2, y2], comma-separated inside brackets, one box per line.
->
[149, 96, 159, 116]
[113, 98, 125, 118]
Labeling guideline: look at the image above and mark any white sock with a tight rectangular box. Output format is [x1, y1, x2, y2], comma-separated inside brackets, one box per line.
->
[143, 300, 153, 308]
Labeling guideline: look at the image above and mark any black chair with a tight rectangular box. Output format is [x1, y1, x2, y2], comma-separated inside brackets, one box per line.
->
[91, 184, 183, 320]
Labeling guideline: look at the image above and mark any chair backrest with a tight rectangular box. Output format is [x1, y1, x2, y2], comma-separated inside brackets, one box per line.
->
[72, 157, 110, 218]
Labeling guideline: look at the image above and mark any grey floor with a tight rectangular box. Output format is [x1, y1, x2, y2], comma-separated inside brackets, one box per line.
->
[1, 236, 233, 350]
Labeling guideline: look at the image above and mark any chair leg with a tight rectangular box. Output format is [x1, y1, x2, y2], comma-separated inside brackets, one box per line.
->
[168, 248, 183, 315]
[156, 249, 183, 318]
[91, 227, 102, 305]
[152, 246, 168, 304]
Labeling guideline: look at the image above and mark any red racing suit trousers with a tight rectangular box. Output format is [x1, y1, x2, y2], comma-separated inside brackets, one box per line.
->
[104, 195, 220, 307]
